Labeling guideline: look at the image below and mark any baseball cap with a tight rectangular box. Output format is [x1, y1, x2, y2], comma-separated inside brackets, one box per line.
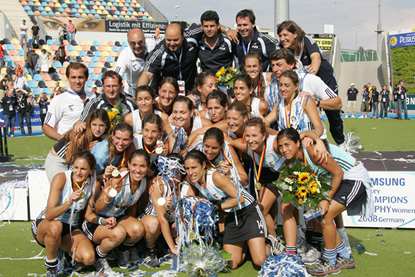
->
[351, 83, 355, 86]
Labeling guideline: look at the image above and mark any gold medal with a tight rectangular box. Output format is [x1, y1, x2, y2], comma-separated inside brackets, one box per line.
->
[112, 169, 120, 178]
[80, 191, 86, 199]
[155, 147, 163, 155]
[255, 182, 262, 190]
[157, 197, 166, 206]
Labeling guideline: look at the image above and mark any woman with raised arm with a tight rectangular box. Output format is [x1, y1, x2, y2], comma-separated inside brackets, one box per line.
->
[44, 109, 111, 183]
[276, 128, 373, 276]
[184, 150, 266, 269]
[32, 151, 97, 277]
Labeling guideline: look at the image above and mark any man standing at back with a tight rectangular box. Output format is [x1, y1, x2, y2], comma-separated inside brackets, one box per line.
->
[138, 23, 198, 94]
[185, 10, 236, 74]
[43, 62, 95, 140]
[114, 28, 155, 97]
[31, 21, 40, 46]
[20, 20, 28, 48]
[235, 9, 279, 72]
[67, 20, 76, 43]
[344, 83, 358, 118]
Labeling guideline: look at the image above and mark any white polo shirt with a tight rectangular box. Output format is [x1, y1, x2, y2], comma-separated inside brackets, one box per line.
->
[114, 38, 156, 97]
[44, 89, 95, 135]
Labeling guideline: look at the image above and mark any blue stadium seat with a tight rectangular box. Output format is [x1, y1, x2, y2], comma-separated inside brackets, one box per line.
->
[114, 11, 120, 16]
[93, 40, 100, 46]
[94, 14, 101, 19]
[88, 62, 96, 68]
[28, 81, 37, 88]
[23, 68, 29, 75]
[71, 8, 77, 13]
[54, 61, 63, 68]
[122, 41, 128, 47]
[86, 80, 93, 87]
[88, 68, 93, 74]
[119, 15, 125, 20]
[47, 39, 54, 45]
[28, 1, 34, 6]
[79, 51, 86, 57]
[107, 56, 114, 62]
[34, 74, 43, 81]
[42, 2, 48, 7]
[91, 56, 99, 62]
[119, 46, 125, 52]
[58, 7, 65, 12]
[62, 3, 68, 8]
[32, 88, 41, 95]
[43, 88, 51, 94]
[4, 56, 12, 62]
[5, 44, 14, 51]
[95, 51, 102, 57]
[27, 11, 35, 16]
[24, 6, 31, 11]
[67, 45, 74, 51]
[75, 13, 82, 18]
[18, 50, 25, 56]
[74, 4, 80, 9]
[48, 11, 55, 16]
[84, 9, 90, 13]
[112, 46, 119, 52]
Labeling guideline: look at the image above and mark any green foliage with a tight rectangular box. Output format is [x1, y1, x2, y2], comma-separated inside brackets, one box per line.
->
[391, 46, 415, 94]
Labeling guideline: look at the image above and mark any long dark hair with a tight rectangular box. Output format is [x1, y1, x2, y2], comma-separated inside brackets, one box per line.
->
[277, 20, 305, 56]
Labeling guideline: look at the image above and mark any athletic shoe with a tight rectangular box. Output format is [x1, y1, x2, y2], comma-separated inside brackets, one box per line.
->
[297, 240, 310, 255]
[336, 255, 356, 269]
[359, 115, 364, 118]
[268, 234, 285, 256]
[351, 115, 355, 118]
[144, 247, 160, 268]
[307, 257, 341, 276]
[129, 246, 140, 265]
[114, 247, 131, 269]
[10, 134, 14, 137]
[46, 267, 59, 277]
[344, 114, 348, 118]
[94, 257, 113, 274]
[301, 247, 321, 265]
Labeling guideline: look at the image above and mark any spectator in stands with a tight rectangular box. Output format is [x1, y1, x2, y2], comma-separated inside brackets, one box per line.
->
[114, 28, 156, 97]
[155, 26, 161, 43]
[0, 75, 11, 99]
[344, 83, 358, 118]
[31, 21, 40, 47]
[7, 65, 15, 81]
[43, 62, 95, 140]
[38, 92, 50, 126]
[39, 49, 51, 75]
[0, 88, 17, 137]
[394, 80, 409, 120]
[380, 84, 391, 119]
[67, 20, 76, 43]
[74, 70, 137, 132]
[26, 49, 39, 77]
[371, 85, 380, 118]
[58, 24, 67, 41]
[90, 85, 100, 96]
[184, 10, 237, 74]
[360, 85, 370, 118]
[52, 81, 65, 98]
[0, 40, 4, 70]
[236, 9, 279, 72]
[14, 69, 29, 91]
[16, 88, 34, 136]
[20, 20, 28, 48]
[56, 39, 66, 65]
[138, 23, 198, 94]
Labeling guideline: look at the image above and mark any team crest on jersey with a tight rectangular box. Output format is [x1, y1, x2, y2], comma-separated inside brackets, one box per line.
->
[219, 45, 226, 51]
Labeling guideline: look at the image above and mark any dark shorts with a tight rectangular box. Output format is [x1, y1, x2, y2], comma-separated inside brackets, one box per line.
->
[82, 215, 125, 241]
[332, 179, 366, 210]
[223, 202, 267, 244]
[31, 219, 76, 247]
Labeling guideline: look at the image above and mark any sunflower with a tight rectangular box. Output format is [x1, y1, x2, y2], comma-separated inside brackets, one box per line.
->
[308, 181, 319, 194]
[298, 172, 311, 184]
[297, 186, 308, 198]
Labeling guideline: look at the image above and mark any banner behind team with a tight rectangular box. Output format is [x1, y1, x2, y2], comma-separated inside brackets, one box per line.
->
[343, 171, 415, 229]
[389, 31, 415, 48]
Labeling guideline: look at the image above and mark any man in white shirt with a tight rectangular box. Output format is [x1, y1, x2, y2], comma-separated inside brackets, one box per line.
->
[43, 62, 95, 140]
[20, 20, 28, 49]
[14, 70, 29, 90]
[114, 28, 155, 97]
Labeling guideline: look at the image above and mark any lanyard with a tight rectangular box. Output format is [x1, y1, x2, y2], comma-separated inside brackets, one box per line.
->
[242, 40, 250, 55]
[252, 143, 266, 183]
[284, 103, 293, 128]
[173, 48, 183, 80]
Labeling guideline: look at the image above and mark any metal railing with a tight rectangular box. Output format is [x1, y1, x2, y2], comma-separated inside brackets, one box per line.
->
[341, 49, 379, 62]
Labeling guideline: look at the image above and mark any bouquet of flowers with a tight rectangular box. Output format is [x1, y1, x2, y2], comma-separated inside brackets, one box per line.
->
[216, 66, 239, 88]
[106, 99, 123, 130]
[273, 160, 331, 215]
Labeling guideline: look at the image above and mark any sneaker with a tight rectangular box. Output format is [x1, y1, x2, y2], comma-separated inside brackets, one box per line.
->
[351, 115, 355, 118]
[10, 134, 14, 137]
[336, 255, 356, 269]
[94, 257, 114, 274]
[114, 247, 131, 269]
[129, 246, 140, 265]
[29, 133, 35, 136]
[344, 114, 348, 118]
[301, 247, 321, 265]
[46, 267, 59, 277]
[144, 247, 160, 268]
[307, 257, 341, 276]
[268, 234, 285, 256]
[296, 240, 310, 255]
[359, 115, 364, 118]
[22, 133, 26, 136]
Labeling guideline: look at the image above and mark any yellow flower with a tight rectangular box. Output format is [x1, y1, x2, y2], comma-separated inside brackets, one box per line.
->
[308, 181, 319, 194]
[220, 66, 225, 74]
[297, 186, 308, 198]
[107, 110, 116, 119]
[216, 70, 222, 77]
[298, 172, 311, 184]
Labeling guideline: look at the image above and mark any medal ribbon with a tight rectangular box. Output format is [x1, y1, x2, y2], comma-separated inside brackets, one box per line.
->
[72, 176, 86, 191]
[109, 150, 126, 168]
[252, 143, 266, 183]
[144, 142, 156, 154]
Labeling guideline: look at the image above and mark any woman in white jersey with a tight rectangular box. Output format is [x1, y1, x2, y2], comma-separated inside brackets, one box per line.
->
[83, 149, 160, 270]
[277, 128, 372, 276]
[155, 77, 179, 116]
[243, 52, 271, 101]
[233, 73, 268, 118]
[187, 72, 217, 111]
[32, 151, 97, 277]
[184, 150, 266, 270]
[44, 109, 111, 183]
[124, 85, 169, 135]
[265, 70, 325, 139]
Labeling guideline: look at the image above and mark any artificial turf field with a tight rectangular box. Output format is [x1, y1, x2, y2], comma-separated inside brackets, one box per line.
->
[0, 116, 414, 276]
